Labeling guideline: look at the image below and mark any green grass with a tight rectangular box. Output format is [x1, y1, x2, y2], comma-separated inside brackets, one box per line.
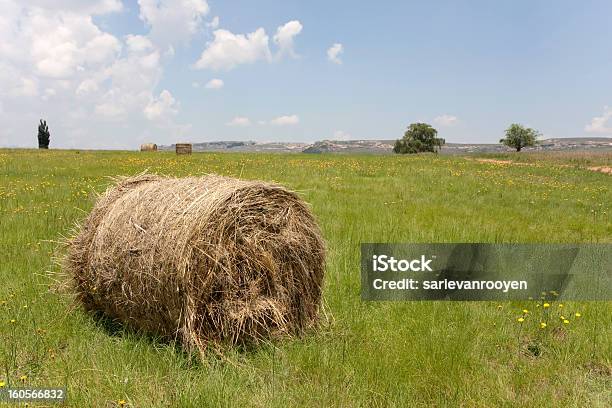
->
[0, 149, 610, 407]
[479, 150, 612, 167]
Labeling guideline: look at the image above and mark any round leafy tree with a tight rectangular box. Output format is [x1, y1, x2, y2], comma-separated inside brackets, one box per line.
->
[500, 123, 539, 152]
[393, 123, 445, 154]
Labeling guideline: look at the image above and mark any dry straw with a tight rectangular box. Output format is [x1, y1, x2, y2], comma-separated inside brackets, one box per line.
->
[64, 174, 326, 352]
[140, 143, 157, 151]
[175, 143, 192, 155]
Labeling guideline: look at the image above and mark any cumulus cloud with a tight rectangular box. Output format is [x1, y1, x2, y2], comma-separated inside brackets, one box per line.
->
[194, 20, 303, 70]
[144, 89, 179, 120]
[194, 28, 271, 70]
[26, 0, 123, 15]
[125, 34, 155, 53]
[0, 2, 310, 148]
[327, 43, 343, 64]
[94, 37, 163, 119]
[270, 114, 299, 126]
[585, 106, 612, 134]
[76, 78, 99, 95]
[207, 16, 219, 29]
[0, 1, 122, 108]
[433, 114, 459, 127]
[226, 116, 251, 126]
[138, 0, 209, 50]
[10, 8, 121, 78]
[205, 78, 224, 89]
[273, 20, 303, 58]
[0, 1, 191, 148]
[11, 77, 39, 97]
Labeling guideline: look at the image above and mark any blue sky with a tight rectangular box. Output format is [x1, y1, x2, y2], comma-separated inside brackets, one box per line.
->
[1, 0, 611, 148]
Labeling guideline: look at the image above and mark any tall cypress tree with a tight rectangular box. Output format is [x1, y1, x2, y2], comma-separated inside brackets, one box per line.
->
[38, 119, 50, 149]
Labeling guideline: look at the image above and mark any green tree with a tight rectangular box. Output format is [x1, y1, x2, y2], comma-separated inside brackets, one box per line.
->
[393, 123, 445, 154]
[500, 123, 539, 152]
[37, 119, 50, 149]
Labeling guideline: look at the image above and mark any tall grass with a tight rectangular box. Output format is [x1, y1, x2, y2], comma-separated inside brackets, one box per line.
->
[0, 149, 610, 407]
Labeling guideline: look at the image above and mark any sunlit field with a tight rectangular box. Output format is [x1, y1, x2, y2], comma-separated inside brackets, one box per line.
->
[1, 149, 610, 407]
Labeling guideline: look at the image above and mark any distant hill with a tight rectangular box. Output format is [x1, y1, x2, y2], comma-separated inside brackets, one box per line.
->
[161, 140, 308, 153]
[160, 137, 612, 154]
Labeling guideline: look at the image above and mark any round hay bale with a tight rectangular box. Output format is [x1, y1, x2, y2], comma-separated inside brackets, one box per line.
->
[175, 143, 192, 155]
[140, 143, 157, 151]
[65, 174, 326, 350]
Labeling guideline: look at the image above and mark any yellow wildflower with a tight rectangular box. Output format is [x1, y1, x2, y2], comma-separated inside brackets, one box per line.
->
[522, 309, 529, 314]
[0, 381, 5, 388]
[543, 303, 550, 308]
[517, 317, 525, 323]
[563, 319, 570, 325]
[540, 322, 547, 329]
[575, 312, 581, 318]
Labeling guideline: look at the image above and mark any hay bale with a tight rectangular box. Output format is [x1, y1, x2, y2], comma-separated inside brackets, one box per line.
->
[175, 143, 192, 155]
[65, 174, 325, 350]
[140, 143, 157, 151]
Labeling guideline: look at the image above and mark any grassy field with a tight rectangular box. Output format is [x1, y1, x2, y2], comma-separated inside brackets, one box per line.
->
[0, 149, 610, 407]
[481, 150, 612, 168]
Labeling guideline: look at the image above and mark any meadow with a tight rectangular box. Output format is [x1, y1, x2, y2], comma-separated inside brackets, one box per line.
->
[0, 148, 610, 407]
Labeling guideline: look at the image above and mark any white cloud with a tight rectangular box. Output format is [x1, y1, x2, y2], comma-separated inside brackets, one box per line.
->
[333, 130, 351, 140]
[12, 7, 122, 79]
[26, 0, 123, 15]
[194, 20, 303, 70]
[205, 78, 224, 89]
[585, 106, 612, 134]
[327, 43, 343, 64]
[94, 40, 163, 118]
[0, 1, 190, 148]
[207, 16, 219, 29]
[273, 20, 303, 58]
[144, 89, 179, 120]
[138, 0, 209, 50]
[270, 114, 299, 126]
[0, 1, 122, 100]
[433, 114, 459, 127]
[125, 34, 154, 53]
[13, 77, 39, 97]
[76, 79, 99, 95]
[93, 96, 125, 117]
[226, 116, 251, 127]
[194, 28, 271, 70]
[41, 87, 57, 101]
